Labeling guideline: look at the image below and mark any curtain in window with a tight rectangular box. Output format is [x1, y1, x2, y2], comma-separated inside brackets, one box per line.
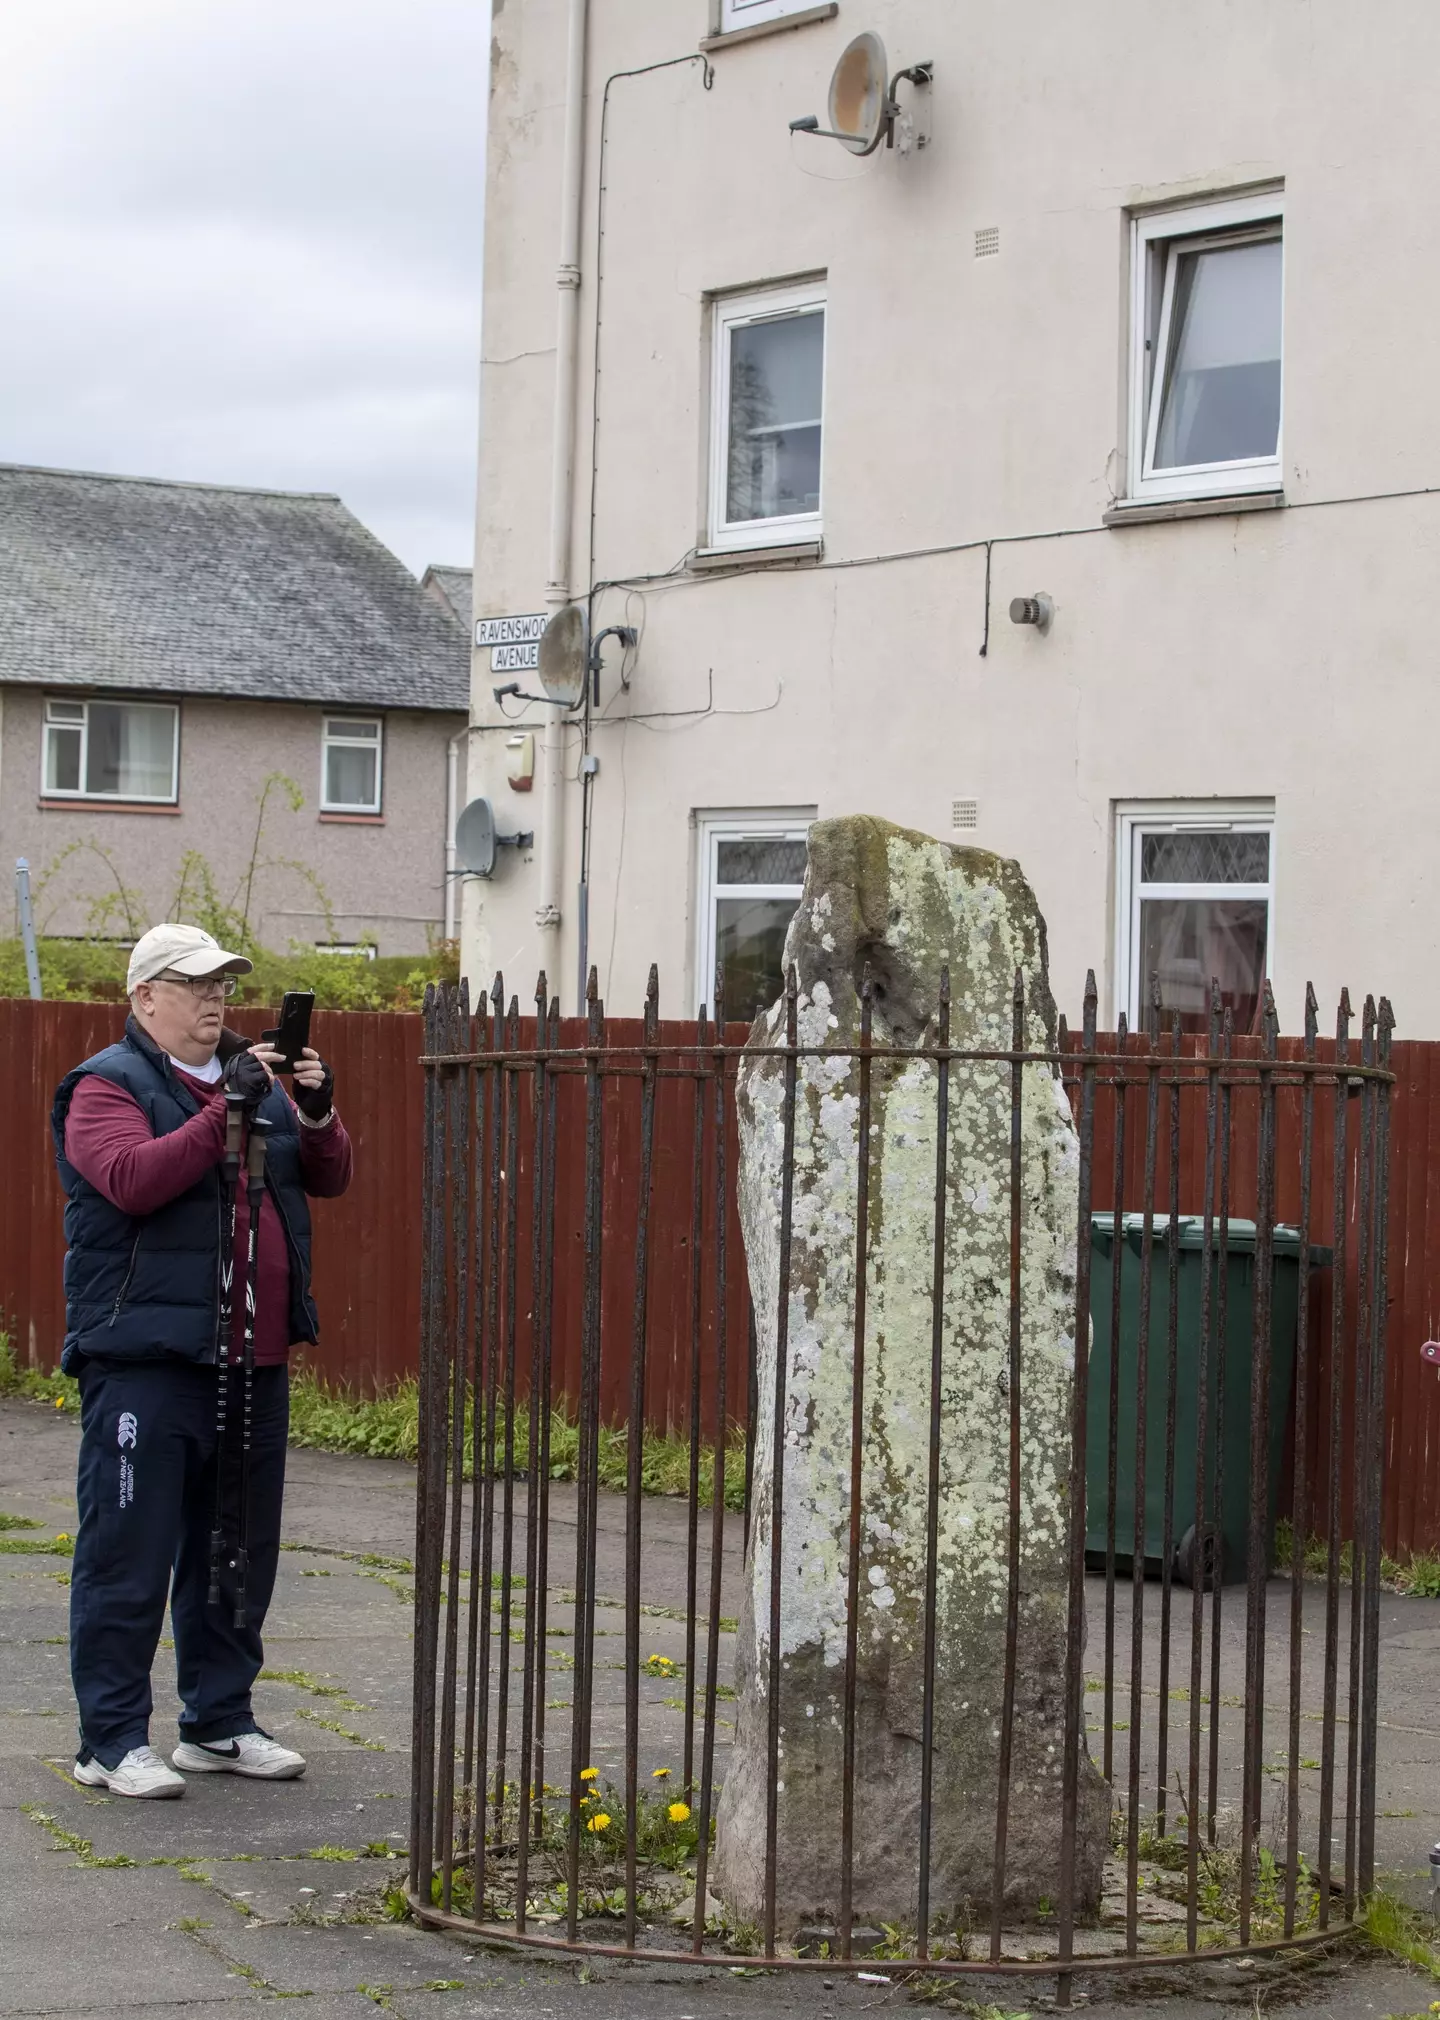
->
[1139, 896, 1268, 1035]
[87, 704, 174, 798]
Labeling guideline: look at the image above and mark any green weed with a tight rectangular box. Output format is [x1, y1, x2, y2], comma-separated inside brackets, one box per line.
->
[259, 1667, 356, 1702]
[21, 1805, 137, 1868]
[0, 1512, 42, 1531]
[0, 1336, 79, 1414]
[1359, 1889, 1440, 1978]
[294, 1706, 386, 1750]
[285, 1369, 749, 1510]
[1274, 1518, 1440, 1597]
[1, 1336, 752, 1519]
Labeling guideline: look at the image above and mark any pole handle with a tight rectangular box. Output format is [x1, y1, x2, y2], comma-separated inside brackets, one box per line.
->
[245, 1114, 272, 1182]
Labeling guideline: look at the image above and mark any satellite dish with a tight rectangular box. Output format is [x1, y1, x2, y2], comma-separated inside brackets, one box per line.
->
[455, 796, 533, 879]
[455, 798, 497, 877]
[828, 33, 889, 155]
[537, 601, 589, 708]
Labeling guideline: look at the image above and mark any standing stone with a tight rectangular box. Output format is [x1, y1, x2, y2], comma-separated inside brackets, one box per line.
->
[712, 816, 1110, 1934]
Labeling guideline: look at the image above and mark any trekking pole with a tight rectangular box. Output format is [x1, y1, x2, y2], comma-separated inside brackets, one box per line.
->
[208, 1095, 249, 1610]
[233, 1116, 271, 1631]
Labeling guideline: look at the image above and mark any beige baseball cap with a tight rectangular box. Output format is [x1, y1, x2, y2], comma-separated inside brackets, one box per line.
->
[126, 923, 253, 993]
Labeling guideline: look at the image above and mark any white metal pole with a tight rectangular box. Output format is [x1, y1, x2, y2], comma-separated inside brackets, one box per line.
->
[443, 727, 466, 944]
[15, 858, 42, 1000]
[535, 0, 589, 936]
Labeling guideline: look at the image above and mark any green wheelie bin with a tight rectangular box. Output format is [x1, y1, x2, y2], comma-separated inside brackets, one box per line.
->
[1085, 1214, 1328, 1586]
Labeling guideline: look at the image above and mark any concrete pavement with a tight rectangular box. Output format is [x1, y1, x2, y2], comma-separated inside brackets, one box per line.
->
[3, 1393, 1437, 2019]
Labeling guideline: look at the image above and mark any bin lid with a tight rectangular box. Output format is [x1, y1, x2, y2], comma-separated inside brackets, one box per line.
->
[1091, 1212, 1331, 1265]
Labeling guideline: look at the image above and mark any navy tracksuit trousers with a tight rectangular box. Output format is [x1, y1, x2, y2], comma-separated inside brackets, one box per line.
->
[70, 1358, 289, 1769]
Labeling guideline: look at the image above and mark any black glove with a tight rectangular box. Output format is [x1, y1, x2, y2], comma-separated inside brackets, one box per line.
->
[293, 1058, 335, 1123]
[221, 1049, 271, 1107]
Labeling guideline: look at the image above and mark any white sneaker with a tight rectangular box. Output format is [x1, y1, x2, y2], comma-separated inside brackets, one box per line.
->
[74, 1745, 185, 1799]
[172, 1731, 306, 1780]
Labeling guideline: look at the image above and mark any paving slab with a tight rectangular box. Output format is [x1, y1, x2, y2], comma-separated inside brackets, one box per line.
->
[4, 1394, 1438, 2020]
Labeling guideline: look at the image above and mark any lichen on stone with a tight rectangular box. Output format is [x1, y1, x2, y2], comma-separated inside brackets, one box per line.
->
[713, 815, 1110, 1930]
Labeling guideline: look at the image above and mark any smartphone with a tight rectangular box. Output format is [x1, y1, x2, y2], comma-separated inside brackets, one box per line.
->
[259, 991, 315, 1075]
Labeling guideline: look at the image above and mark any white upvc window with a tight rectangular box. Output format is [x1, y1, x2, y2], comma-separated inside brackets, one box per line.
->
[695, 809, 814, 1020]
[1127, 192, 1284, 504]
[708, 281, 826, 551]
[1115, 802, 1276, 1034]
[42, 695, 179, 802]
[321, 715, 383, 813]
[719, 0, 820, 28]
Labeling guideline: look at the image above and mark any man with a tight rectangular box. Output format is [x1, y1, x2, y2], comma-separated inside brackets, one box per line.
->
[52, 923, 353, 1799]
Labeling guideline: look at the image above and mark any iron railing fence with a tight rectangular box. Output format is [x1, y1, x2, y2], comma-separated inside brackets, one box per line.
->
[408, 968, 1394, 1999]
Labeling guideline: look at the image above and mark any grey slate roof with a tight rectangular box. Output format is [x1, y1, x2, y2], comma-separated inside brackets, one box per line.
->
[421, 563, 473, 638]
[0, 463, 469, 712]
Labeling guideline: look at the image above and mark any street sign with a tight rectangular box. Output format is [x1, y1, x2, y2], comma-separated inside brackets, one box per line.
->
[476, 613, 549, 679]
[492, 641, 540, 672]
[476, 613, 548, 647]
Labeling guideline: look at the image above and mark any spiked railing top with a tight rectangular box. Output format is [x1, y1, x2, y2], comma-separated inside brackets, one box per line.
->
[416, 973, 1396, 1083]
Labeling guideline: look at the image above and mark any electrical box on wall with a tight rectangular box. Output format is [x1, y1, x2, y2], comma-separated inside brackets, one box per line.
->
[506, 732, 535, 793]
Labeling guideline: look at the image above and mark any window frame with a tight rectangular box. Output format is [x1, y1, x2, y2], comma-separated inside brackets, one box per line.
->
[320, 714, 384, 815]
[1114, 800, 1276, 1028]
[718, 0, 819, 28]
[41, 694, 180, 804]
[707, 280, 827, 552]
[1127, 191, 1284, 505]
[693, 807, 815, 1015]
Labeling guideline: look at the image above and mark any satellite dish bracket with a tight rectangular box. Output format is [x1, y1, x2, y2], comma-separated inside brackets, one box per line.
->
[498, 622, 636, 711]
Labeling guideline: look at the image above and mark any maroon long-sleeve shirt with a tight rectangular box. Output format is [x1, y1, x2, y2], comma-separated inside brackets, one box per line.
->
[64, 1070, 352, 1365]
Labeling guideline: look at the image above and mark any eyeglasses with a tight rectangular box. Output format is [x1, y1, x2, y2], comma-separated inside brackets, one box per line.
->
[157, 972, 238, 999]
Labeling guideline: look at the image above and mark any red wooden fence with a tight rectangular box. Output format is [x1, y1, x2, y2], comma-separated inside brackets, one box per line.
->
[3, 1001, 1437, 1553]
[0, 999, 425, 1394]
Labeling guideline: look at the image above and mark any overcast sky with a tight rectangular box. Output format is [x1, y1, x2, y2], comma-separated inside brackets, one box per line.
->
[0, 0, 488, 574]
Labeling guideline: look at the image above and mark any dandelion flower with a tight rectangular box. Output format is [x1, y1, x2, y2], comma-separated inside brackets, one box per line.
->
[54, 1397, 65, 1409]
[651, 1767, 671, 1780]
[667, 1801, 691, 1823]
[55, 1533, 71, 1544]
[579, 1766, 599, 1781]
[586, 1812, 610, 1833]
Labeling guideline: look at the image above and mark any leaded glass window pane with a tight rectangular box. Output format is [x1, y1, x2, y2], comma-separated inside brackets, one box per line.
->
[716, 837, 807, 886]
[1140, 830, 1269, 885]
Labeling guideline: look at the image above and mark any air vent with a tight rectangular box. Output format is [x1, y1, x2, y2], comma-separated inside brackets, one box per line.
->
[974, 226, 1000, 259]
[951, 798, 979, 831]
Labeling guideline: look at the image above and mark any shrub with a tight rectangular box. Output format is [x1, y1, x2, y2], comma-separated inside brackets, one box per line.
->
[0, 938, 456, 1012]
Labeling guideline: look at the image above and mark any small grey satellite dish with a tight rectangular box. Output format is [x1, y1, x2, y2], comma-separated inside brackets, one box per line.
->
[789, 36, 931, 156]
[829, 33, 889, 154]
[455, 797, 533, 879]
[537, 601, 589, 709]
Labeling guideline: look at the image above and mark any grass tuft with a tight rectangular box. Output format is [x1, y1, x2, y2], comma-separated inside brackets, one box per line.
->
[1359, 1888, 1440, 1978]
[286, 1367, 749, 1511]
[2, 1333, 750, 1514]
